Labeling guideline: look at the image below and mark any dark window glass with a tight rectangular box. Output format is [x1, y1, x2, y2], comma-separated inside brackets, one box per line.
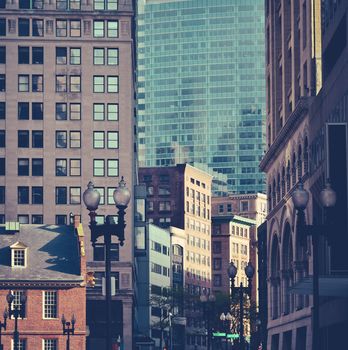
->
[32, 215, 43, 224]
[32, 47, 43, 64]
[18, 102, 29, 120]
[56, 0, 67, 10]
[0, 102, 5, 119]
[0, 215, 5, 223]
[18, 46, 29, 64]
[19, 0, 30, 9]
[55, 215, 67, 225]
[18, 186, 29, 204]
[32, 186, 43, 204]
[0, 130, 5, 147]
[32, 75, 43, 92]
[93, 243, 119, 261]
[55, 187, 67, 204]
[56, 47, 67, 64]
[33, 0, 43, 8]
[32, 19, 44, 37]
[0, 19, 5, 36]
[18, 130, 29, 147]
[56, 131, 67, 148]
[0, 46, 5, 63]
[32, 130, 43, 148]
[0, 186, 5, 204]
[56, 20, 67, 37]
[18, 158, 29, 176]
[55, 159, 67, 176]
[18, 19, 30, 36]
[32, 158, 43, 176]
[0, 0, 5, 9]
[0, 74, 5, 91]
[0, 158, 5, 175]
[56, 103, 67, 120]
[32, 102, 43, 120]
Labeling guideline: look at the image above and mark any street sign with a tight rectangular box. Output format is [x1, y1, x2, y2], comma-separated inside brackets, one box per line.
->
[212, 333, 239, 339]
[227, 334, 239, 339]
[213, 332, 226, 337]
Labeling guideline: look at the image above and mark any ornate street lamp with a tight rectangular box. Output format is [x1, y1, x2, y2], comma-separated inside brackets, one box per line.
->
[61, 314, 76, 350]
[6, 292, 27, 350]
[227, 261, 254, 350]
[200, 292, 216, 350]
[291, 180, 336, 350]
[83, 177, 131, 350]
[0, 308, 8, 350]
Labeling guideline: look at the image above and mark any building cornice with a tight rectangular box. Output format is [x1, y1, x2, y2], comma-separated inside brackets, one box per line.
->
[260, 97, 311, 172]
[0, 279, 83, 289]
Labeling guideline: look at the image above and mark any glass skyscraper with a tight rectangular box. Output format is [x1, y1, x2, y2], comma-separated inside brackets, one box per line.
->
[137, 0, 266, 194]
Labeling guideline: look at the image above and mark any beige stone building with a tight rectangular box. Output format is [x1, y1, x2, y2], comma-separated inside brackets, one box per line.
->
[0, 1, 135, 348]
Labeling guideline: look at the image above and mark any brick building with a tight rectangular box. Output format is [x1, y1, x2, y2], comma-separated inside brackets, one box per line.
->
[0, 219, 86, 350]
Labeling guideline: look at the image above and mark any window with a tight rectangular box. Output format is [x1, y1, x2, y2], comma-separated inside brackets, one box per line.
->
[32, 102, 43, 120]
[43, 291, 57, 319]
[13, 250, 25, 267]
[93, 48, 104, 65]
[0, 75, 5, 91]
[93, 159, 104, 176]
[227, 204, 232, 212]
[56, 20, 67, 37]
[32, 75, 43, 92]
[56, 75, 67, 92]
[107, 132, 118, 148]
[56, 0, 67, 9]
[32, 214, 43, 224]
[32, 47, 43, 64]
[32, 186, 43, 204]
[93, 20, 104, 37]
[70, 103, 81, 120]
[93, 243, 119, 261]
[10, 291, 26, 319]
[159, 201, 171, 211]
[18, 186, 29, 204]
[56, 103, 67, 120]
[0, 158, 5, 175]
[0, 46, 4, 64]
[93, 76, 104, 93]
[18, 19, 30, 36]
[107, 48, 118, 65]
[55, 187, 67, 204]
[56, 131, 67, 148]
[93, 132, 104, 148]
[70, 187, 81, 204]
[93, 104, 104, 120]
[70, 131, 81, 148]
[212, 241, 221, 254]
[107, 187, 116, 204]
[240, 201, 249, 212]
[18, 130, 29, 148]
[18, 158, 29, 176]
[107, 104, 118, 120]
[0, 130, 4, 147]
[18, 103, 29, 120]
[56, 47, 67, 64]
[18, 47, 29, 64]
[213, 258, 222, 270]
[70, 159, 80, 176]
[94, 187, 105, 204]
[56, 159, 67, 176]
[0, 19, 5, 36]
[213, 274, 222, 287]
[70, 48, 81, 65]
[70, 20, 81, 37]
[107, 76, 118, 93]
[32, 19, 44, 37]
[55, 215, 67, 225]
[107, 20, 118, 37]
[32, 158, 43, 176]
[17, 215, 29, 224]
[20, 0, 43, 8]
[18, 75, 29, 92]
[107, 159, 118, 176]
[0, 102, 5, 119]
[43, 339, 57, 350]
[69, 75, 81, 92]
[32, 130, 43, 148]
[218, 204, 224, 213]
[0, 186, 4, 203]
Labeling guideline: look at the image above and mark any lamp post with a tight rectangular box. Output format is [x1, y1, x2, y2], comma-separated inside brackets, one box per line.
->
[83, 177, 131, 350]
[62, 314, 76, 350]
[0, 308, 8, 350]
[6, 292, 27, 350]
[200, 293, 216, 350]
[291, 180, 336, 350]
[220, 312, 233, 350]
[227, 261, 254, 350]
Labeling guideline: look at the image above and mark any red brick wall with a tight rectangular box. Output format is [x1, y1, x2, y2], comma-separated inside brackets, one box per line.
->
[0, 287, 86, 350]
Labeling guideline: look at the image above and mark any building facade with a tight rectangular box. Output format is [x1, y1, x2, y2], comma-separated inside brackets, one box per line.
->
[0, 220, 86, 350]
[136, 0, 266, 194]
[0, 1, 136, 348]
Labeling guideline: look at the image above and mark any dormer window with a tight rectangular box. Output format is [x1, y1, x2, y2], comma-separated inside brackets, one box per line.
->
[10, 241, 28, 268]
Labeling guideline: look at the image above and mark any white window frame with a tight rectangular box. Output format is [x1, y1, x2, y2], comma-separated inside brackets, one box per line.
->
[11, 248, 27, 267]
[42, 291, 58, 319]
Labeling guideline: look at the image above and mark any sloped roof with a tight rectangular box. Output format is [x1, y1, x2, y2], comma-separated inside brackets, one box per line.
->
[0, 224, 82, 282]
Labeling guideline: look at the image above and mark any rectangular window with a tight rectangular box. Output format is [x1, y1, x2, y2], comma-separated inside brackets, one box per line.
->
[70, 103, 81, 120]
[70, 20, 81, 37]
[32, 158, 43, 176]
[18, 215, 29, 224]
[18, 186, 29, 204]
[56, 47, 67, 64]
[18, 158, 29, 176]
[32, 186, 43, 204]
[18, 18, 30, 36]
[33, 0, 43, 8]
[55, 159, 67, 176]
[0, 130, 4, 147]
[70, 48, 81, 65]
[0, 186, 4, 204]
[32, 75, 43, 92]
[70, 131, 81, 148]
[94, 187, 105, 205]
[55, 187, 67, 204]
[0, 74, 5, 91]
[0, 46, 4, 64]
[18, 102, 29, 120]
[0, 158, 5, 175]
[0, 102, 5, 119]
[18, 130, 29, 148]
[32, 19, 44, 37]
[43, 291, 57, 319]
[107, 159, 118, 177]
[56, 75, 67, 92]
[56, 131, 67, 148]
[94, 0, 104, 10]
[43, 339, 57, 350]
[56, 20, 67, 37]
[93, 159, 104, 176]
[32, 214, 43, 224]
[107, 20, 118, 37]
[32, 102, 43, 120]
[56, 0, 67, 9]
[0, 19, 5, 36]
[107, 132, 118, 148]
[32, 130, 43, 148]
[32, 47, 43, 64]
[18, 46, 29, 64]
[107, 187, 116, 204]
[93, 48, 104, 65]
[11, 291, 26, 317]
[19, 0, 31, 8]
[93, 76, 104, 93]
[55, 215, 67, 225]
[55, 103, 67, 120]
[18, 75, 29, 92]
[93, 103, 104, 120]
[69, 75, 81, 93]
[107, 76, 118, 93]
[93, 131, 104, 148]
[93, 20, 104, 37]
[69, 159, 81, 176]
[70, 187, 81, 204]
[107, 104, 118, 120]
[107, 48, 118, 65]
[70, 0, 80, 9]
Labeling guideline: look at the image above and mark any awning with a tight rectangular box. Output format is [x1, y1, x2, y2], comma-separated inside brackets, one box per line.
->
[289, 275, 348, 297]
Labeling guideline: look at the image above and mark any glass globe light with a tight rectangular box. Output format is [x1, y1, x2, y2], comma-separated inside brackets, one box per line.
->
[83, 181, 100, 211]
[320, 182, 337, 208]
[291, 181, 309, 211]
[113, 177, 131, 207]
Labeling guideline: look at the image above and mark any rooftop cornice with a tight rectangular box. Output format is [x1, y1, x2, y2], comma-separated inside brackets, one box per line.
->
[0, 279, 83, 289]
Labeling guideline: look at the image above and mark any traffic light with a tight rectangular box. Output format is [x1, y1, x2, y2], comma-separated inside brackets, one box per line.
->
[86, 271, 96, 287]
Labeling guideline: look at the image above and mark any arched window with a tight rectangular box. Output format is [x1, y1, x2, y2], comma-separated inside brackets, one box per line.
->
[304, 137, 309, 174]
[297, 145, 303, 179]
[292, 152, 297, 185]
[268, 184, 272, 211]
[281, 167, 286, 197]
[270, 235, 281, 319]
[286, 160, 291, 192]
[282, 223, 294, 315]
[272, 178, 276, 208]
[277, 173, 281, 203]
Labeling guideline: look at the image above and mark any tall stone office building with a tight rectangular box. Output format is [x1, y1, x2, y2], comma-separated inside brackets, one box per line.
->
[0, 0, 135, 348]
[136, 0, 266, 194]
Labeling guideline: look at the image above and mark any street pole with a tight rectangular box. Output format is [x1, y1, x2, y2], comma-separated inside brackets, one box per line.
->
[312, 232, 319, 350]
[67, 330, 70, 350]
[239, 283, 245, 350]
[13, 314, 19, 350]
[105, 231, 112, 350]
